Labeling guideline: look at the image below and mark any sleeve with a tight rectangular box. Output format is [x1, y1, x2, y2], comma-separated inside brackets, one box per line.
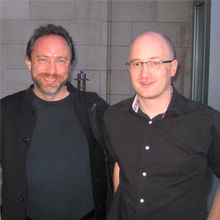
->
[207, 112, 220, 178]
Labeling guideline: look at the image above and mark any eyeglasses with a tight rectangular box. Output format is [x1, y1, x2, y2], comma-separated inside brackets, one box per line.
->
[126, 60, 174, 71]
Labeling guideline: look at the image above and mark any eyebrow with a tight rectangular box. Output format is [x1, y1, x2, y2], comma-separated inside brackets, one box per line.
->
[149, 56, 162, 60]
[36, 55, 69, 60]
[130, 57, 162, 62]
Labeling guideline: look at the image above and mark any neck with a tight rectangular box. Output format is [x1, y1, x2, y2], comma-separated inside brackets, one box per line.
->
[34, 86, 70, 102]
[138, 87, 173, 119]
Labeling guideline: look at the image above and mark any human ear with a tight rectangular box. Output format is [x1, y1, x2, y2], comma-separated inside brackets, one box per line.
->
[171, 59, 178, 77]
[26, 57, 32, 72]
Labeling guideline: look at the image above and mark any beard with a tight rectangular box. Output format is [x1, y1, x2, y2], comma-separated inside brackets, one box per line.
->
[31, 73, 68, 96]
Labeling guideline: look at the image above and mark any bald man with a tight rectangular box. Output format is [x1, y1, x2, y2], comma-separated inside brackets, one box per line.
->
[104, 32, 220, 220]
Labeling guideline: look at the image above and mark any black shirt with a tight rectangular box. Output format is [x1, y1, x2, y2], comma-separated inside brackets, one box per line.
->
[26, 94, 94, 220]
[104, 87, 220, 220]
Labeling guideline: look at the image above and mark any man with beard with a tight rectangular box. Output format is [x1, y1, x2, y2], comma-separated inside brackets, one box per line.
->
[0, 24, 111, 220]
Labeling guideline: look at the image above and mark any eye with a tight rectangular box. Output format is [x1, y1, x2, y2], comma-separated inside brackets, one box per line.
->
[132, 62, 141, 67]
[38, 58, 47, 63]
[57, 59, 65, 64]
[151, 61, 160, 66]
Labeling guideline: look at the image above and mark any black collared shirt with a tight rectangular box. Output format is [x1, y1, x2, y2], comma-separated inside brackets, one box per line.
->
[104, 87, 220, 220]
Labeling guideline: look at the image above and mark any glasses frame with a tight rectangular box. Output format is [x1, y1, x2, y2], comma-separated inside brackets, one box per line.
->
[126, 59, 174, 70]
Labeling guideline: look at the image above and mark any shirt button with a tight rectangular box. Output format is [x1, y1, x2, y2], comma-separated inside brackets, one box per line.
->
[23, 137, 30, 142]
[142, 172, 147, 177]
[19, 196, 24, 201]
[30, 109, 34, 114]
[19, 167, 24, 172]
[140, 198, 145, 203]
[145, 146, 150, 150]
[149, 121, 153, 124]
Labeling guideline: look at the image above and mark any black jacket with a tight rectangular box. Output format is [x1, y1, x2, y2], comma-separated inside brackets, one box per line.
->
[0, 82, 111, 220]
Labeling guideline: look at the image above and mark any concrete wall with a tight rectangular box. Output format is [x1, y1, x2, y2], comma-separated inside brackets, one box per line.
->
[108, 0, 193, 104]
[0, 0, 193, 104]
[0, 0, 109, 100]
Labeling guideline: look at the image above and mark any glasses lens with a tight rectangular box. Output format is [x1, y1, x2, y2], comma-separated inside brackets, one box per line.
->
[128, 60, 165, 70]
[149, 60, 162, 68]
[130, 61, 141, 70]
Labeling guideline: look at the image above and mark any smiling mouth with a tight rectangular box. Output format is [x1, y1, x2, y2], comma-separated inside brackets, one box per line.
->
[142, 82, 152, 85]
[44, 77, 57, 82]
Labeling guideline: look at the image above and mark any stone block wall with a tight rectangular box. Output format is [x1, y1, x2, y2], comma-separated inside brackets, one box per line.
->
[108, 0, 193, 104]
[0, 0, 193, 104]
[0, 0, 109, 100]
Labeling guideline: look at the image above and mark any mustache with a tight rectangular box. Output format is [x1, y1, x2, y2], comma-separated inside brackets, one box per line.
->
[37, 73, 60, 79]
[32, 73, 61, 80]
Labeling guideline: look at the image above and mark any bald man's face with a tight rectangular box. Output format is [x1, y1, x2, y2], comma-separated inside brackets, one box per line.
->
[128, 33, 178, 103]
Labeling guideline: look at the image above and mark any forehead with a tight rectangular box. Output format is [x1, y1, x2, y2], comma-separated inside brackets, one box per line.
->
[33, 35, 70, 53]
[129, 33, 169, 60]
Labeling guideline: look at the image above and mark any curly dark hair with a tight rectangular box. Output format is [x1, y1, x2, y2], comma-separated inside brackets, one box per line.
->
[26, 23, 75, 64]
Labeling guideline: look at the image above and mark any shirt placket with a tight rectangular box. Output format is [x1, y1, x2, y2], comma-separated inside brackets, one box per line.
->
[136, 118, 154, 219]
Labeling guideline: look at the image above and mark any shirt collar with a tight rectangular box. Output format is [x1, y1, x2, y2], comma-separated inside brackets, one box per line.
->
[167, 86, 182, 118]
[132, 94, 139, 113]
[130, 86, 182, 118]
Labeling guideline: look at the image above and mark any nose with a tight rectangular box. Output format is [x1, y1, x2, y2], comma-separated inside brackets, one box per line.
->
[46, 61, 57, 74]
[140, 64, 151, 78]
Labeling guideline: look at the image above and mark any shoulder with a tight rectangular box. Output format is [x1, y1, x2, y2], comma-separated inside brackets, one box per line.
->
[180, 95, 219, 119]
[67, 81, 107, 106]
[182, 95, 217, 112]
[105, 97, 133, 114]
[82, 91, 109, 111]
[1, 90, 28, 121]
[1, 90, 26, 108]
[83, 91, 103, 103]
